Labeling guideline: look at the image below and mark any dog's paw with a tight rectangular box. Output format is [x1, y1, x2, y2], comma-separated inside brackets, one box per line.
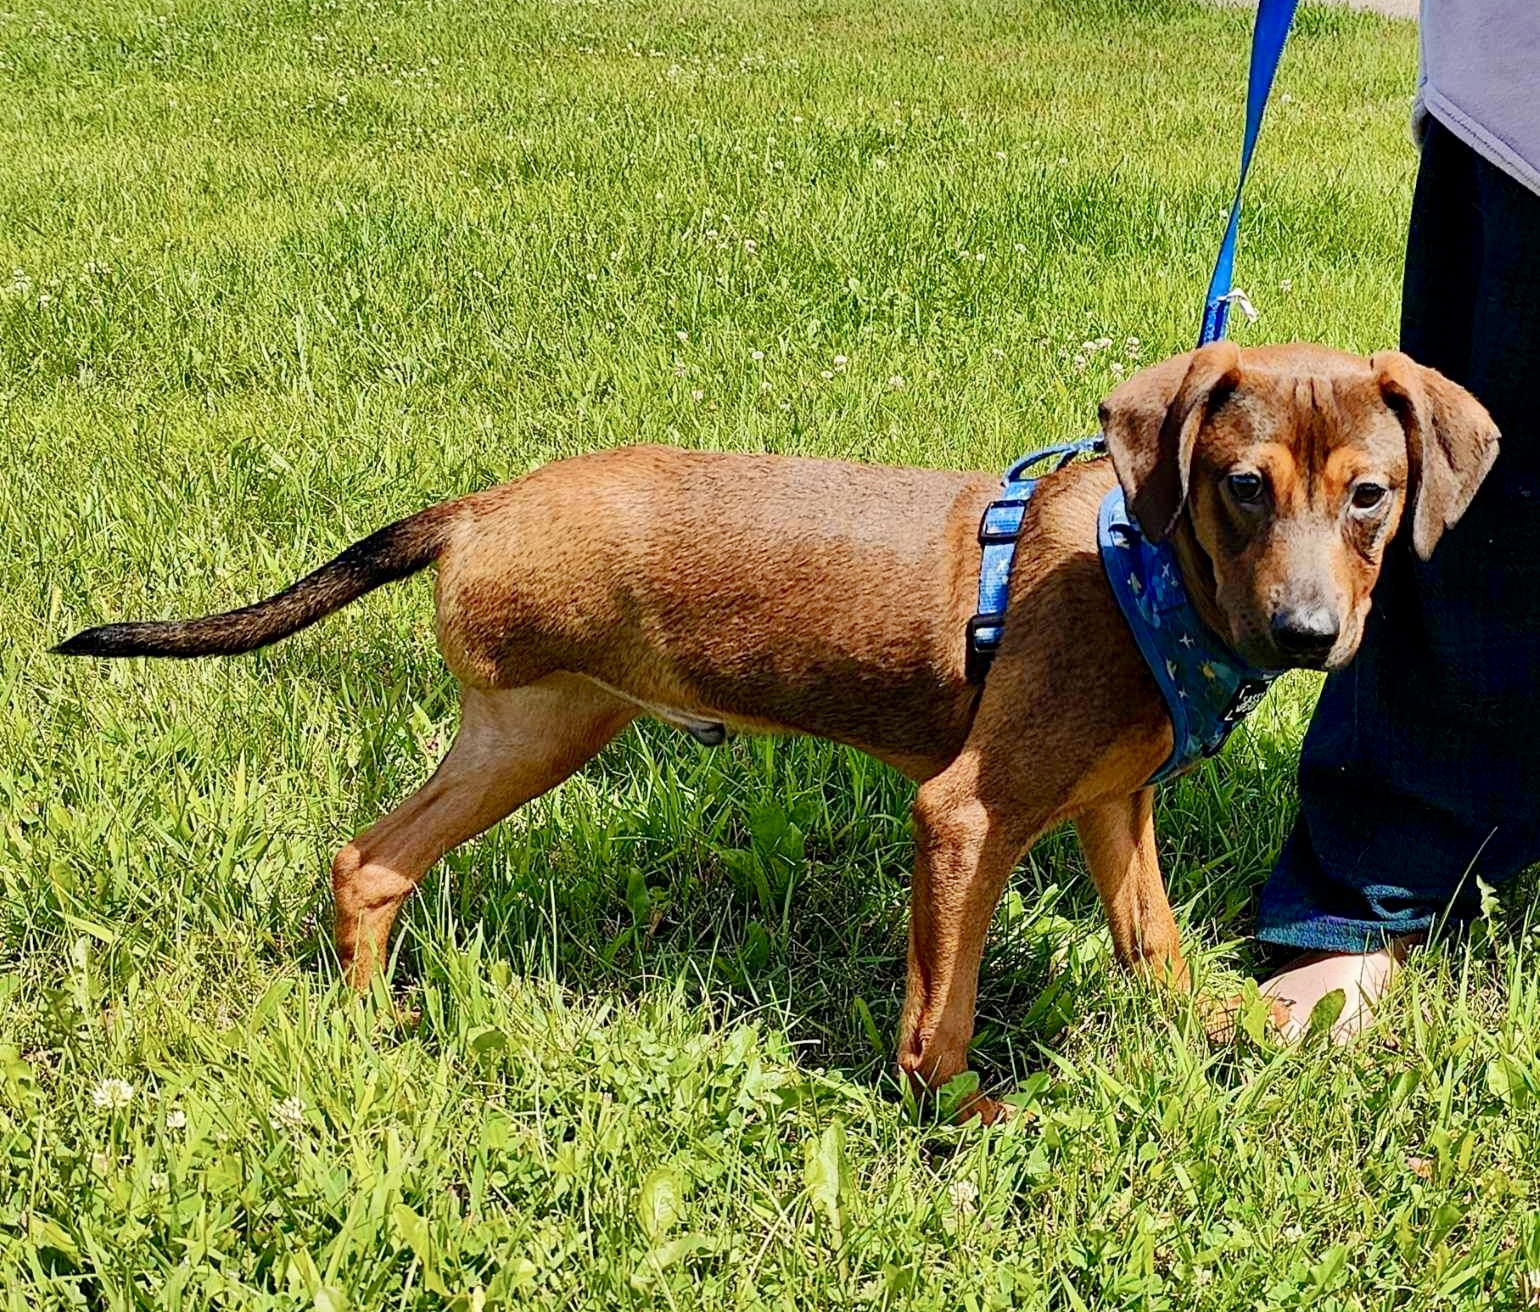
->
[1200, 990, 1291, 1045]
[965, 1094, 1012, 1126]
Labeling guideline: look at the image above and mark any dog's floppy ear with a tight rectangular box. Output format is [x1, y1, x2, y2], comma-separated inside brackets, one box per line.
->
[1099, 340, 1242, 542]
[1372, 351, 1500, 560]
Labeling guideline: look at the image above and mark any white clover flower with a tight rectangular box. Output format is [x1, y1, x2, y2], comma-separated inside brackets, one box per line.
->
[990, 347, 1004, 360]
[948, 1179, 979, 1215]
[690, 388, 704, 401]
[888, 375, 905, 390]
[833, 354, 847, 369]
[750, 349, 764, 361]
[743, 238, 758, 253]
[269, 1096, 305, 1131]
[819, 369, 833, 380]
[675, 329, 688, 342]
[1014, 243, 1026, 253]
[92, 1078, 135, 1111]
[1279, 278, 1293, 292]
[1111, 362, 1125, 378]
[873, 158, 887, 170]
[760, 380, 772, 391]
[993, 151, 1006, 161]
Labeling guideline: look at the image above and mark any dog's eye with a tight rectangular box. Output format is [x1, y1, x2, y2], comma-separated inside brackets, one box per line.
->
[1226, 472, 1264, 504]
[1351, 482, 1388, 511]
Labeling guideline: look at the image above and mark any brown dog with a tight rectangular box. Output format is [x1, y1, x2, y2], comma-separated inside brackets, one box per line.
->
[56, 342, 1497, 1118]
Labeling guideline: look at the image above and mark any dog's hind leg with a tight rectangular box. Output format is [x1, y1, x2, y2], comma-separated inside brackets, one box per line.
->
[330, 673, 636, 989]
[1074, 789, 1189, 990]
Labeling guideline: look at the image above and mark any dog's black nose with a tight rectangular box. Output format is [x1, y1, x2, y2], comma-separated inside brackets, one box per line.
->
[1270, 606, 1339, 663]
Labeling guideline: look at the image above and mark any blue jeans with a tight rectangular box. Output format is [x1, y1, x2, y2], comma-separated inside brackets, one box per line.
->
[1259, 119, 1540, 952]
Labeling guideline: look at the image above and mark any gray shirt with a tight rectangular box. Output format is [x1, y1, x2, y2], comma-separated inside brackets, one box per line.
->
[1417, 0, 1540, 194]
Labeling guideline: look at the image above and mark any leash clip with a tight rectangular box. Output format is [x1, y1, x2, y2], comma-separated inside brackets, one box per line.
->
[1216, 288, 1259, 325]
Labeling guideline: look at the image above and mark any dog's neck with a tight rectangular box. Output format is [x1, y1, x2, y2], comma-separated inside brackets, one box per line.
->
[1167, 517, 1232, 650]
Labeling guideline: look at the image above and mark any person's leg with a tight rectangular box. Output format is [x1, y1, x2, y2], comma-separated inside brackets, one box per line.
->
[1257, 118, 1540, 1032]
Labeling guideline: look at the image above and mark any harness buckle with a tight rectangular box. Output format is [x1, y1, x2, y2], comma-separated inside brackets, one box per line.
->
[965, 612, 1005, 684]
[978, 498, 1029, 545]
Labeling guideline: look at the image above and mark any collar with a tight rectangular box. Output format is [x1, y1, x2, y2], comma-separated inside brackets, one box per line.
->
[1097, 487, 1277, 783]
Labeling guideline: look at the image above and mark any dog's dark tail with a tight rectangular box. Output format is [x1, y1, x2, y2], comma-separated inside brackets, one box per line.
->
[53, 502, 459, 659]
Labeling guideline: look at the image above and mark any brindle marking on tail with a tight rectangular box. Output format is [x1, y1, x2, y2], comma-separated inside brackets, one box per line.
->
[53, 502, 458, 659]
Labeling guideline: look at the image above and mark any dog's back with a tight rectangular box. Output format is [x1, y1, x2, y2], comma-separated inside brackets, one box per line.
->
[435, 445, 999, 768]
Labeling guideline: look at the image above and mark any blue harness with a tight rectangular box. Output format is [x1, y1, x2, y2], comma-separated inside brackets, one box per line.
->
[965, 440, 1276, 783]
[965, 0, 1296, 784]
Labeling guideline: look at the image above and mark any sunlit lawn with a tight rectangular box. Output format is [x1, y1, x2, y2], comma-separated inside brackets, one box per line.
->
[6, 0, 1539, 1307]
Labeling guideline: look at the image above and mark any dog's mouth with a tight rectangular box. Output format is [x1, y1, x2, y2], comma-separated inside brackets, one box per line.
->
[1229, 625, 1354, 675]
[1234, 633, 1359, 675]
[1283, 652, 1333, 673]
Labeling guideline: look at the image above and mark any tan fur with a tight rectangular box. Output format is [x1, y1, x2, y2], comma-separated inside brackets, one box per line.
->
[57, 344, 1500, 1121]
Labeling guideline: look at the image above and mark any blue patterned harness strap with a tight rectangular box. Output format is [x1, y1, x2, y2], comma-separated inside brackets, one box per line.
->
[1098, 489, 1276, 783]
[965, 438, 1107, 684]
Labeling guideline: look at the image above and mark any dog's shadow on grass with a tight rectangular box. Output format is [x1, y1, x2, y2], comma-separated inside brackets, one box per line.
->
[372, 701, 1326, 1096]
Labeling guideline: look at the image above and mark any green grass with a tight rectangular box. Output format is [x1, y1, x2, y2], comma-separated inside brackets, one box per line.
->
[5, 0, 1540, 1306]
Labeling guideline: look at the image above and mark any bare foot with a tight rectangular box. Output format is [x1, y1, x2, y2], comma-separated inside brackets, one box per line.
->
[1260, 938, 1417, 1043]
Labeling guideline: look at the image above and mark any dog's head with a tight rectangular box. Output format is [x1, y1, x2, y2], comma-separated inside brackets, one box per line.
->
[1100, 341, 1498, 671]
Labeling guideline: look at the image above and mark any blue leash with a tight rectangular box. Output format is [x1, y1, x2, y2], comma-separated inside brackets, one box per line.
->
[967, 0, 1298, 688]
[1198, 0, 1300, 346]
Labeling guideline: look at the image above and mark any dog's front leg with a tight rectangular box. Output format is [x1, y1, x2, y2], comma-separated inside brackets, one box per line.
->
[1074, 789, 1189, 990]
[896, 764, 1038, 1123]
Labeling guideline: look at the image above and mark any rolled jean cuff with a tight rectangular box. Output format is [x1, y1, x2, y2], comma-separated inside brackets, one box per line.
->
[1255, 831, 1456, 952]
[1255, 908, 1435, 953]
